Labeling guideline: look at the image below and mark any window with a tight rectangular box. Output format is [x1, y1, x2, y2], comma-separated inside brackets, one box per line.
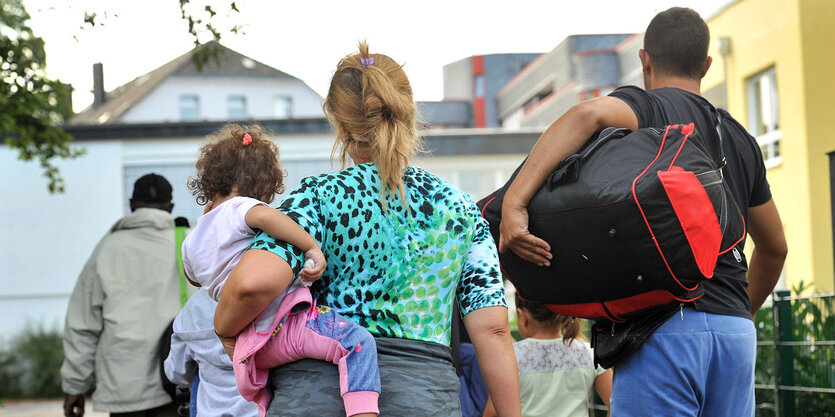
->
[274, 96, 293, 119]
[227, 96, 247, 120]
[179, 95, 199, 121]
[747, 67, 781, 168]
[474, 75, 486, 98]
[522, 86, 553, 114]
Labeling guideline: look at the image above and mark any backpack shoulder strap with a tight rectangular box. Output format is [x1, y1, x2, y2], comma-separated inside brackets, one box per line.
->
[709, 105, 728, 170]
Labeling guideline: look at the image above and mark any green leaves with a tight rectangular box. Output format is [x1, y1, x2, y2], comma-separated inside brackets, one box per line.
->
[1, 0, 84, 193]
[1, 1, 244, 192]
[755, 282, 835, 416]
[178, 1, 243, 71]
[0, 324, 64, 398]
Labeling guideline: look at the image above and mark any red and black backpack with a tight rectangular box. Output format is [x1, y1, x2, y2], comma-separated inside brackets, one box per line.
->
[477, 123, 745, 321]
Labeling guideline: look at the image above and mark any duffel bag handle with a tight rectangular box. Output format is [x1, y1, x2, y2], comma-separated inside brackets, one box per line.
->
[547, 154, 581, 189]
[548, 127, 631, 189]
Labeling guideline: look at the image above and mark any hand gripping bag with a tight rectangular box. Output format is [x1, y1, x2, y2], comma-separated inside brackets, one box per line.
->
[477, 123, 745, 321]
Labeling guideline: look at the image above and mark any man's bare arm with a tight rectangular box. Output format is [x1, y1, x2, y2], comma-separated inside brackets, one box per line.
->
[499, 97, 638, 264]
[746, 199, 788, 316]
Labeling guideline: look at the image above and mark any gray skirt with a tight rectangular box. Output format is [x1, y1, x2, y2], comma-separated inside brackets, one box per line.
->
[266, 336, 463, 416]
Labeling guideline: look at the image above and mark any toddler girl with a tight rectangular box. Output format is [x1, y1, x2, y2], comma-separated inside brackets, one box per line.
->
[182, 123, 380, 417]
[484, 292, 612, 417]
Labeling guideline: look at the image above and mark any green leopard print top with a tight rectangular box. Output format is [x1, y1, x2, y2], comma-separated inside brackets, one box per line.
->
[250, 163, 506, 345]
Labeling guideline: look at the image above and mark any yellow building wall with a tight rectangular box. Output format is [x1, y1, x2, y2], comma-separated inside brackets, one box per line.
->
[705, 0, 834, 292]
[798, 0, 835, 292]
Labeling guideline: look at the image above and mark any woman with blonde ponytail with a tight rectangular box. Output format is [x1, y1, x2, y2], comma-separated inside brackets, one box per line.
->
[326, 41, 421, 212]
[214, 42, 521, 416]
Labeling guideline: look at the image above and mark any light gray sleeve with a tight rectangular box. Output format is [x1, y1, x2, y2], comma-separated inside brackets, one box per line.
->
[60, 248, 105, 395]
[164, 330, 197, 386]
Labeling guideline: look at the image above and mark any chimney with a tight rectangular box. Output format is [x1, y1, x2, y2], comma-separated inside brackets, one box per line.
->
[93, 63, 106, 108]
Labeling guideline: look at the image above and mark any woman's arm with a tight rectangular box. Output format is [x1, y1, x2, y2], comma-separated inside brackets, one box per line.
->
[214, 178, 325, 352]
[245, 205, 326, 281]
[214, 249, 294, 356]
[594, 368, 613, 417]
[464, 306, 521, 417]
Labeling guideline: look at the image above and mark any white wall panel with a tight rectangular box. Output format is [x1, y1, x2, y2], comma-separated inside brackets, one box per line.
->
[122, 76, 324, 123]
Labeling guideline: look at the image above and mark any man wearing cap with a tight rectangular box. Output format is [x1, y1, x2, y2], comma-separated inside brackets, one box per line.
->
[62, 174, 181, 417]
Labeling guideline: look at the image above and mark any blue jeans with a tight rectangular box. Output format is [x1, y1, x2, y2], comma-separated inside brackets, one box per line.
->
[610, 308, 756, 417]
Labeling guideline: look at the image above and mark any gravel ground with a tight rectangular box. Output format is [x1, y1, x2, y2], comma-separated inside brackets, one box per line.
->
[0, 398, 107, 417]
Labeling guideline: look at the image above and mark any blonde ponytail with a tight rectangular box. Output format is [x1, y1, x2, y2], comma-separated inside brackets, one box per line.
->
[325, 41, 421, 211]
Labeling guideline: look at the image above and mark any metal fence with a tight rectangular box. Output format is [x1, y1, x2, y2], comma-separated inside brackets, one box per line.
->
[755, 290, 835, 417]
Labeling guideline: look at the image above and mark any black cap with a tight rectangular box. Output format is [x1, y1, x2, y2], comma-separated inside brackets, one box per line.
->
[132, 173, 173, 204]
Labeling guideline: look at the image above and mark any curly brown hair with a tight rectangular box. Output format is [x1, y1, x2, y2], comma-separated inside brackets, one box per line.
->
[188, 123, 285, 205]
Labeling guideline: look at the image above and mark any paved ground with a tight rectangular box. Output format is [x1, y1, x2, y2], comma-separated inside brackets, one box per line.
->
[0, 398, 107, 417]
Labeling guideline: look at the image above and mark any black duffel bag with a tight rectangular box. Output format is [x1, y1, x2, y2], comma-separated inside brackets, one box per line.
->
[478, 123, 745, 321]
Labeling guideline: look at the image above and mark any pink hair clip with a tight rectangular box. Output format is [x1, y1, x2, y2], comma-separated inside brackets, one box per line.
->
[242, 133, 252, 146]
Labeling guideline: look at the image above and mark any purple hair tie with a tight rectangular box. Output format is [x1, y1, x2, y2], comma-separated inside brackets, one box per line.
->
[360, 57, 374, 69]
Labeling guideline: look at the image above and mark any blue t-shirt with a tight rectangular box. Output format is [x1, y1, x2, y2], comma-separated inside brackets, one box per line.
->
[250, 163, 506, 344]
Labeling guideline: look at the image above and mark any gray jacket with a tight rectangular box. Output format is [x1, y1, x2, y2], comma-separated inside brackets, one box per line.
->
[61, 208, 181, 413]
[164, 289, 258, 417]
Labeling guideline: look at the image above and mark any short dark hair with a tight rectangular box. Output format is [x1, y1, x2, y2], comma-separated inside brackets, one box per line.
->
[644, 7, 710, 79]
[132, 173, 173, 204]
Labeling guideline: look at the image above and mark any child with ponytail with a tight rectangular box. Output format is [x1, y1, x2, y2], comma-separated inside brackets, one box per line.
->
[181, 123, 380, 417]
[483, 292, 612, 417]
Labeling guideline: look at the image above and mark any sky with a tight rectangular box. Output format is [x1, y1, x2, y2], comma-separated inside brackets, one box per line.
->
[24, 0, 733, 113]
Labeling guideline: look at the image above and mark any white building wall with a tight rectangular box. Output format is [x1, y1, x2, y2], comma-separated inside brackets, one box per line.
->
[0, 131, 336, 340]
[121, 76, 324, 123]
[443, 58, 474, 101]
[0, 141, 124, 341]
[413, 154, 526, 202]
[120, 133, 338, 225]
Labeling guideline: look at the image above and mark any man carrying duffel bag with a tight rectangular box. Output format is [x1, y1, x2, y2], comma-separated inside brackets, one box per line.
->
[499, 7, 787, 417]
